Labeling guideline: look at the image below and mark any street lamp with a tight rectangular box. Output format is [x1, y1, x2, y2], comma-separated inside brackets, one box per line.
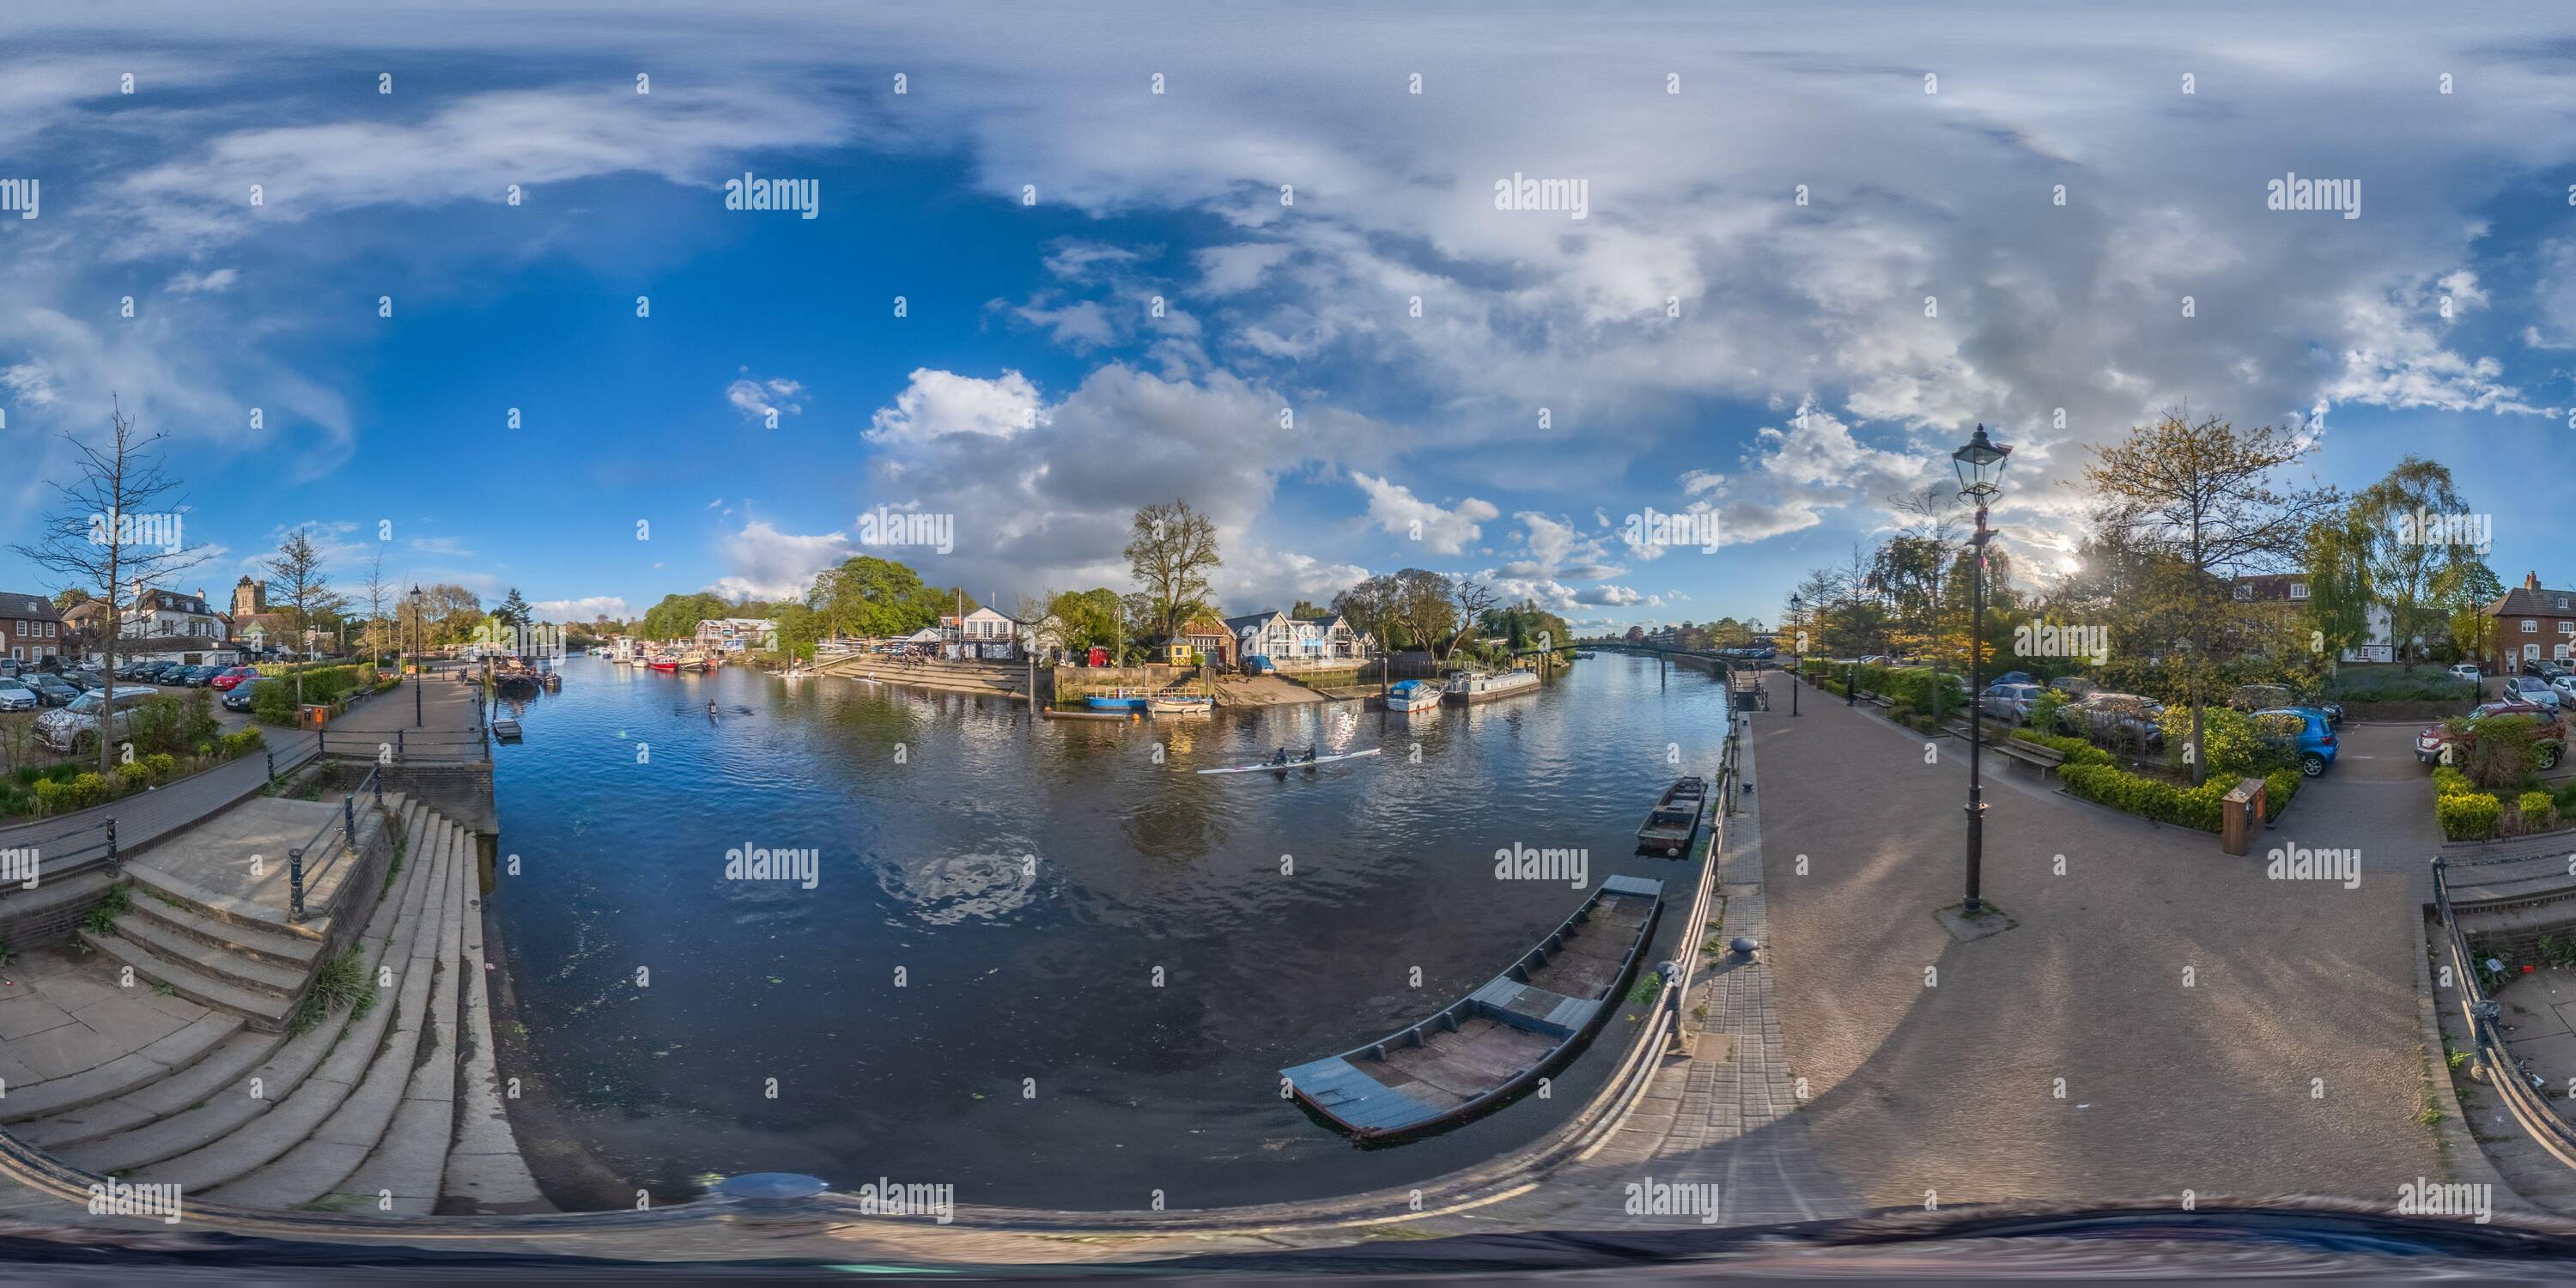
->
[1952, 423, 2013, 916]
[1788, 592, 1802, 717]
[410, 586, 425, 728]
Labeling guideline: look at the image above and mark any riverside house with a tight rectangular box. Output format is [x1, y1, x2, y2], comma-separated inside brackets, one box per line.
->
[1224, 610, 1374, 667]
[2485, 571, 2576, 673]
[0, 592, 63, 666]
[694, 617, 781, 655]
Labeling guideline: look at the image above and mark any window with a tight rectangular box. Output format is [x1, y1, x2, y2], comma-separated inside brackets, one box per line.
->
[2559, 644, 2571, 661]
[2525, 620, 2541, 633]
[2530, 643, 2544, 660]
[2289, 582, 2308, 600]
[2561, 622, 2573, 636]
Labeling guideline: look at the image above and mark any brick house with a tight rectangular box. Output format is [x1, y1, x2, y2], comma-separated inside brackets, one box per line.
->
[0, 592, 64, 665]
[2487, 572, 2576, 674]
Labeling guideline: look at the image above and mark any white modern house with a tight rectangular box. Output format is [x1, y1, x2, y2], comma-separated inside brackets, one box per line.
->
[1224, 610, 1374, 665]
[694, 617, 780, 654]
[122, 587, 228, 641]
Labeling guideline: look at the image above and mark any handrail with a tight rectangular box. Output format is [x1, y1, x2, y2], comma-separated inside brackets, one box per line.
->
[1652, 662, 1745, 1050]
[2431, 855, 2576, 1171]
[287, 763, 380, 922]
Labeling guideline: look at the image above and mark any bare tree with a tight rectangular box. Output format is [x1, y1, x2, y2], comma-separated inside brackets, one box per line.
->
[1441, 575, 1498, 660]
[263, 526, 348, 709]
[359, 542, 394, 664]
[9, 398, 212, 774]
[1121, 500, 1222, 640]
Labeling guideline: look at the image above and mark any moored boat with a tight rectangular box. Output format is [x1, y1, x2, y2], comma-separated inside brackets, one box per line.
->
[1635, 775, 1707, 858]
[647, 658, 679, 672]
[1443, 667, 1541, 705]
[1085, 688, 1151, 711]
[1383, 678, 1442, 713]
[1281, 875, 1663, 1139]
[1145, 691, 1213, 715]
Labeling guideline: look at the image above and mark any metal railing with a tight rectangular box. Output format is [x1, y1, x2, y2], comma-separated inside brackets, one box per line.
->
[287, 764, 382, 922]
[2431, 854, 2576, 1170]
[313, 729, 490, 763]
[1650, 670, 1747, 1053]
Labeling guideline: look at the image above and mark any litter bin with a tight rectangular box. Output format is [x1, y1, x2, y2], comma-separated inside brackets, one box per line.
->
[300, 703, 330, 730]
[2220, 776, 2265, 856]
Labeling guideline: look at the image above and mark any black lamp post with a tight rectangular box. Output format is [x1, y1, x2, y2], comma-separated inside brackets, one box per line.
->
[1952, 424, 2013, 915]
[1789, 592, 1802, 716]
[410, 585, 425, 727]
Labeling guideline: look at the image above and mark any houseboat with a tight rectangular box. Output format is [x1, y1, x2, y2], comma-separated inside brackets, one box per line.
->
[1383, 678, 1443, 713]
[1280, 875, 1663, 1139]
[1443, 667, 1541, 705]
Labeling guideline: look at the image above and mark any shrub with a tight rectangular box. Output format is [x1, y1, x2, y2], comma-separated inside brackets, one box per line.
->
[2263, 768, 2302, 821]
[2520, 791, 2559, 834]
[143, 751, 177, 781]
[2061, 762, 2232, 831]
[115, 762, 152, 793]
[2008, 728, 2114, 767]
[2030, 690, 2067, 735]
[2438, 791, 2504, 841]
[252, 679, 300, 726]
[2456, 714, 2543, 789]
[2327, 667, 2477, 704]
[222, 727, 265, 758]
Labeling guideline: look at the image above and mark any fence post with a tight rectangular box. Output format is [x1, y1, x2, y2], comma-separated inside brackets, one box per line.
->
[373, 769, 384, 809]
[289, 846, 306, 922]
[397, 729, 404, 762]
[106, 817, 119, 877]
[343, 792, 357, 843]
[265, 749, 276, 785]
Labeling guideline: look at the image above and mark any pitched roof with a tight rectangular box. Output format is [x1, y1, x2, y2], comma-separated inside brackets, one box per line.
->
[0, 592, 60, 621]
[1223, 611, 1286, 631]
[2489, 585, 2576, 617]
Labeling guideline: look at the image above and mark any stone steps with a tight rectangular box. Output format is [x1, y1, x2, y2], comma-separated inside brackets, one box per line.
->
[332, 816, 470, 1214]
[77, 927, 296, 1028]
[439, 824, 551, 1213]
[102, 912, 308, 997]
[0, 1010, 245, 1126]
[206, 815, 460, 1209]
[125, 885, 325, 973]
[55, 801, 436, 1178]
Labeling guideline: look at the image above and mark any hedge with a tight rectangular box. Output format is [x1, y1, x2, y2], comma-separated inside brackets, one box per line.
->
[2008, 729, 2114, 768]
[2434, 764, 2505, 841]
[2059, 761, 2303, 833]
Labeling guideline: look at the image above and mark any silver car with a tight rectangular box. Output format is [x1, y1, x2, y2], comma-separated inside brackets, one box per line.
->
[2505, 675, 2562, 712]
[0, 681, 34, 714]
[1978, 682, 2047, 724]
[35, 688, 156, 754]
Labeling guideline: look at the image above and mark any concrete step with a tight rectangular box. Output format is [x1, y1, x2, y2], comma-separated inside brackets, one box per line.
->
[336, 819, 471, 1214]
[106, 913, 307, 998]
[12, 1026, 278, 1148]
[77, 930, 293, 1028]
[125, 862, 327, 946]
[125, 890, 324, 972]
[442, 820, 552, 1214]
[59, 808, 443, 1179]
[194, 819, 454, 1205]
[0, 1010, 244, 1124]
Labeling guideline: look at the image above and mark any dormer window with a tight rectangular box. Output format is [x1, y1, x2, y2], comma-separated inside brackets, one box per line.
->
[2233, 585, 2252, 601]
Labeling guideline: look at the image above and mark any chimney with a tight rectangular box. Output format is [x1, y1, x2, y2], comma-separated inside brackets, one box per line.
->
[2529, 572, 2543, 592]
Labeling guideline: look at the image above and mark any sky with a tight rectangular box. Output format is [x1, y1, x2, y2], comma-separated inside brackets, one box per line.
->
[1, 3, 2572, 634]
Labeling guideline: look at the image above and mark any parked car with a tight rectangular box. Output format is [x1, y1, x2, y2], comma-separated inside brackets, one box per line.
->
[1977, 682, 2047, 724]
[2504, 675, 2562, 712]
[2450, 662, 2483, 683]
[1990, 671, 2037, 688]
[0, 681, 35, 714]
[2550, 673, 2576, 709]
[2049, 676, 2098, 699]
[2256, 708, 2340, 777]
[2226, 683, 2344, 727]
[184, 665, 227, 686]
[2057, 691, 2166, 748]
[55, 669, 106, 692]
[209, 665, 260, 691]
[129, 661, 179, 684]
[17, 673, 79, 707]
[36, 687, 158, 753]
[116, 659, 162, 680]
[2416, 699, 2566, 769]
[2527, 659, 2572, 680]
[222, 677, 268, 712]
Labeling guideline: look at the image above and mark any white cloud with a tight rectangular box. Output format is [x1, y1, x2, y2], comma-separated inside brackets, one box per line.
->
[164, 268, 238, 295]
[866, 368, 1045, 444]
[706, 520, 854, 602]
[1352, 475, 1498, 556]
[726, 372, 805, 423]
[1195, 242, 1293, 296]
[532, 595, 632, 622]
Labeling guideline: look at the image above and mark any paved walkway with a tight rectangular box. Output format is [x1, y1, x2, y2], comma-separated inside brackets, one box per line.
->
[1756, 672, 2443, 1207]
[0, 947, 221, 1094]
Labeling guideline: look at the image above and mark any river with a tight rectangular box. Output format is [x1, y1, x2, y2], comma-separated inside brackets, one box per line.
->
[486, 651, 1734, 1209]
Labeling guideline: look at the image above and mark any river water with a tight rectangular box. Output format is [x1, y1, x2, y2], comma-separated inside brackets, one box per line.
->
[487, 652, 1735, 1210]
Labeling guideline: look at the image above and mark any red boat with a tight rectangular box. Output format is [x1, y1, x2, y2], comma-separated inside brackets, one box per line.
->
[647, 659, 679, 672]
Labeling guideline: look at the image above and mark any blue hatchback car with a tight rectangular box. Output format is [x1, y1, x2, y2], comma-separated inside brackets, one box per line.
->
[2257, 707, 2340, 776]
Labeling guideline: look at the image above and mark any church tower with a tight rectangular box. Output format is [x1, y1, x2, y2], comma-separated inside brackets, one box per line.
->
[233, 574, 266, 617]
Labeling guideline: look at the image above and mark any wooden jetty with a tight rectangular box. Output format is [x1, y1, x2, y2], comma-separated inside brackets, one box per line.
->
[1280, 874, 1662, 1139]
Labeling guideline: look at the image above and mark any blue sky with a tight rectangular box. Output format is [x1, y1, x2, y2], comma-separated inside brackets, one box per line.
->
[3, 3, 2573, 632]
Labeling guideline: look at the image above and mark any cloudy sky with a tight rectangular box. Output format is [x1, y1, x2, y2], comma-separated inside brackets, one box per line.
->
[1, 3, 2570, 631]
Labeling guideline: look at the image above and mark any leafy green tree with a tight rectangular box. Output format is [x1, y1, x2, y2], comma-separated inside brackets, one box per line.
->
[1122, 500, 1221, 641]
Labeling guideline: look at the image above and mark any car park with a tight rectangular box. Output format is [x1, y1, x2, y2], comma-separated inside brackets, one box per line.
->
[210, 665, 260, 691]
[1990, 670, 2036, 688]
[2550, 673, 2576, 709]
[2416, 699, 2566, 769]
[1977, 682, 2047, 724]
[178, 665, 221, 686]
[222, 677, 268, 712]
[2505, 675, 2562, 711]
[0, 681, 35, 714]
[2527, 659, 2573, 681]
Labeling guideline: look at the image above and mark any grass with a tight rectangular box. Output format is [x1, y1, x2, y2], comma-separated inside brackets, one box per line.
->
[152, 980, 174, 997]
[1625, 970, 1664, 1005]
[287, 947, 374, 1035]
[78, 882, 133, 938]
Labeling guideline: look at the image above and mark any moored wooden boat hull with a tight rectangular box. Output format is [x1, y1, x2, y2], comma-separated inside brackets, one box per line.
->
[1281, 874, 1663, 1139]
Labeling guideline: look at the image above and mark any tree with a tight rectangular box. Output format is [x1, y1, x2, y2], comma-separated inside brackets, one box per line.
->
[805, 556, 964, 641]
[1331, 576, 1402, 650]
[264, 526, 348, 706]
[1439, 576, 1498, 659]
[1122, 501, 1221, 640]
[358, 544, 394, 663]
[51, 587, 91, 611]
[2341, 458, 2489, 671]
[495, 588, 533, 631]
[1385, 568, 1458, 656]
[9, 397, 213, 775]
[2083, 412, 2335, 782]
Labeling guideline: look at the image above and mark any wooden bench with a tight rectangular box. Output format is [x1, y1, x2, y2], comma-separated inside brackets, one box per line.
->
[1990, 737, 2066, 778]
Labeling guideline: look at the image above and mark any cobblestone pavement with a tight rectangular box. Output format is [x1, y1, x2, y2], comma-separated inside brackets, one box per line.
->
[1756, 674, 2444, 1209]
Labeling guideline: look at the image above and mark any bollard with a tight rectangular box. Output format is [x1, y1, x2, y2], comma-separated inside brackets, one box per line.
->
[397, 730, 405, 762]
[343, 792, 357, 842]
[265, 750, 276, 784]
[106, 817, 119, 875]
[289, 846, 306, 922]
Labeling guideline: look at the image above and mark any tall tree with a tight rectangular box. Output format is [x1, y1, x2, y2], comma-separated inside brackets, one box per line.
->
[2083, 412, 2335, 781]
[9, 397, 213, 775]
[358, 543, 394, 663]
[1122, 501, 1222, 640]
[2347, 457, 2488, 671]
[495, 587, 533, 631]
[263, 526, 347, 706]
[1440, 576, 1498, 659]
